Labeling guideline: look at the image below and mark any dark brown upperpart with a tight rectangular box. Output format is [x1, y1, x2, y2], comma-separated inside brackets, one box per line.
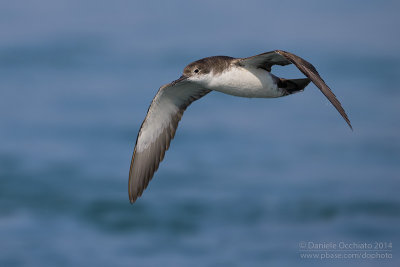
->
[183, 56, 235, 76]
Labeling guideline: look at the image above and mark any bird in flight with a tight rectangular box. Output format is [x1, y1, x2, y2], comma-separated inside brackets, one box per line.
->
[128, 50, 352, 203]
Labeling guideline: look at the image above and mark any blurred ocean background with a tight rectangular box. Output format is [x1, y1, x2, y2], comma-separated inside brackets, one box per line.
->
[0, 0, 399, 266]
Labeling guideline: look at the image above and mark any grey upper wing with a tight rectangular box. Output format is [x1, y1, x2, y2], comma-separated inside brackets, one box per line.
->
[239, 50, 352, 129]
[129, 81, 210, 203]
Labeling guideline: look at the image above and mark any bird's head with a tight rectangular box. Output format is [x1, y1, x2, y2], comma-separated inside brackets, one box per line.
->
[173, 59, 211, 87]
[182, 59, 211, 78]
[172, 56, 233, 86]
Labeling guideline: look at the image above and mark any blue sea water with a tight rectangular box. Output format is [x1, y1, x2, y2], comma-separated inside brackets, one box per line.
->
[0, 1, 399, 266]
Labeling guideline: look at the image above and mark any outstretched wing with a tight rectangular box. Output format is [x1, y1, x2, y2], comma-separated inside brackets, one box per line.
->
[129, 79, 211, 203]
[239, 50, 352, 129]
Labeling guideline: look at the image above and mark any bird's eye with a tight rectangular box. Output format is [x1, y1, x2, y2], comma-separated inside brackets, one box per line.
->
[194, 69, 199, 73]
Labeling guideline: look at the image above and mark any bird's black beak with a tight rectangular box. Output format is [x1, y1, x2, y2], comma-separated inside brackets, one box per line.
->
[171, 75, 188, 86]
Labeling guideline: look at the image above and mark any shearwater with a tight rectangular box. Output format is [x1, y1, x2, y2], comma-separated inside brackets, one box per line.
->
[128, 50, 352, 203]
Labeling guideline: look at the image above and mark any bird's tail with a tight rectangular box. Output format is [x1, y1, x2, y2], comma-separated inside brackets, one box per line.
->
[278, 78, 311, 95]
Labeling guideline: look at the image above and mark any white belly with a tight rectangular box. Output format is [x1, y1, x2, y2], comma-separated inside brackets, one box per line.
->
[205, 66, 283, 98]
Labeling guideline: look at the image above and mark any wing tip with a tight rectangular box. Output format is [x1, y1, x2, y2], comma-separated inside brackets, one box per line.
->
[128, 181, 140, 204]
[333, 102, 353, 131]
[129, 196, 136, 204]
[345, 117, 353, 131]
[336, 105, 353, 131]
[128, 178, 136, 204]
[128, 171, 145, 204]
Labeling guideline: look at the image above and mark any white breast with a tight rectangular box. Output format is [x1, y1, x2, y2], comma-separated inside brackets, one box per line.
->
[203, 66, 282, 98]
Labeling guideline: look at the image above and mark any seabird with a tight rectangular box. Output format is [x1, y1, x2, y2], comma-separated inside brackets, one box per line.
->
[129, 50, 352, 203]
